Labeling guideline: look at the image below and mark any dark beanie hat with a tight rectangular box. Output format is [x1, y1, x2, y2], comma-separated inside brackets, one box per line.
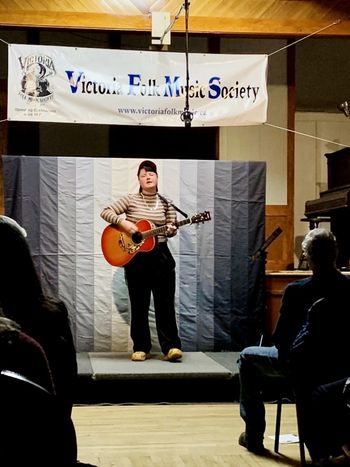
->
[137, 160, 157, 176]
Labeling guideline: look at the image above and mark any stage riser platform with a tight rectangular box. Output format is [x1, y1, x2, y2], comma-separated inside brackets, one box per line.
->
[76, 351, 240, 404]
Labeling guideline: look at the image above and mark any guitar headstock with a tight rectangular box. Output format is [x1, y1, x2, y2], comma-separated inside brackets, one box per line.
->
[190, 211, 211, 224]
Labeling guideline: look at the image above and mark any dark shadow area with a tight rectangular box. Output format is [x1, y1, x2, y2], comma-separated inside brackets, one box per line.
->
[75, 374, 240, 405]
[7, 121, 218, 159]
[109, 125, 218, 159]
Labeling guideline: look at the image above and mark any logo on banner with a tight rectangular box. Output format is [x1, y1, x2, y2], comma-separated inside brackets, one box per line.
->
[18, 54, 56, 102]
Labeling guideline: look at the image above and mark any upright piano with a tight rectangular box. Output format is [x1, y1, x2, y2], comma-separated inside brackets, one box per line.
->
[304, 147, 350, 269]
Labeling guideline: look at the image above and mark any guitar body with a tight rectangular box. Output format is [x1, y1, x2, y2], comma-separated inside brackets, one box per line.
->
[101, 219, 156, 267]
[101, 211, 211, 267]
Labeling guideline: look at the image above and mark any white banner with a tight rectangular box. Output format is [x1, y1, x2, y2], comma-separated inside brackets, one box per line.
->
[8, 44, 268, 127]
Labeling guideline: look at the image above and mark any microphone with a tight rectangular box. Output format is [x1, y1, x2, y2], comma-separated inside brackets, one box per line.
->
[181, 109, 193, 128]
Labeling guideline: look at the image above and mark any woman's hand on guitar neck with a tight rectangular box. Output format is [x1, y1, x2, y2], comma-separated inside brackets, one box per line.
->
[166, 222, 177, 238]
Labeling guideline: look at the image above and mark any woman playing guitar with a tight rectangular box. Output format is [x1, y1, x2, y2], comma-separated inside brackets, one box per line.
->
[100, 160, 182, 363]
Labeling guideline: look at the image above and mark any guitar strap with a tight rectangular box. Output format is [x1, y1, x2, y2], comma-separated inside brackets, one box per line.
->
[157, 193, 188, 219]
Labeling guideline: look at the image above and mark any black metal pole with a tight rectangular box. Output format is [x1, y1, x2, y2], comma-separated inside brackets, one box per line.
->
[181, 0, 193, 127]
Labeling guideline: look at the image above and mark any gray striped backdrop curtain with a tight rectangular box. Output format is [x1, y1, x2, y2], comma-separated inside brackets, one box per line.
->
[3, 156, 266, 353]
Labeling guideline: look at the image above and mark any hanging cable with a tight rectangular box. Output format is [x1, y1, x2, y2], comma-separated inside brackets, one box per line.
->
[268, 20, 340, 57]
[265, 122, 350, 148]
[160, 2, 185, 44]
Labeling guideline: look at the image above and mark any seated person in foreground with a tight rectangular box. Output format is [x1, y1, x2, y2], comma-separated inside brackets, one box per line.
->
[238, 228, 350, 454]
[302, 377, 350, 467]
[0, 315, 77, 467]
[0, 216, 97, 467]
[290, 294, 350, 466]
[0, 216, 78, 415]
[0, 315, 54, 392]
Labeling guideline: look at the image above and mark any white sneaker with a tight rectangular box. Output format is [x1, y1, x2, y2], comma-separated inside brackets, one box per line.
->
[131, 351, 150, 361]
[163, 348, 182, 362]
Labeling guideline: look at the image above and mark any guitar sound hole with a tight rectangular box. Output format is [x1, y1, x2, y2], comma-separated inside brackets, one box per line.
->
[132, 231, 143, 244]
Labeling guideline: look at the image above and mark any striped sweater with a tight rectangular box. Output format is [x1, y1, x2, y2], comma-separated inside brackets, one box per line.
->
[101, 192, 177, 242]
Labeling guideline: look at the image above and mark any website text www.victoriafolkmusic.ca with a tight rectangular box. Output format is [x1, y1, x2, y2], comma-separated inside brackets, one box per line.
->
[116, 106, 207, 117]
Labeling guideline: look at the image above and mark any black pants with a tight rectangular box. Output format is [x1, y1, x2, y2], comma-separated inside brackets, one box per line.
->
[124, 242, 181, 354]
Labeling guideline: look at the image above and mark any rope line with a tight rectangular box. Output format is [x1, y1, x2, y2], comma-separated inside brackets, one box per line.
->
[268, 20, 341, 57]
[265, 122, 350, 148]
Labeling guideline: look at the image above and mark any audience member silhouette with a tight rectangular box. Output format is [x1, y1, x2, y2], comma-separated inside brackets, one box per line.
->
[0, 216, 96, 467]
[307, 377, 350, 466]
[238, 228, 350, 455]
[0, 315, 54, 391]
[290, 294, 350, 465]
[0, 216, 77, 413]
[0, 315, 78, 466]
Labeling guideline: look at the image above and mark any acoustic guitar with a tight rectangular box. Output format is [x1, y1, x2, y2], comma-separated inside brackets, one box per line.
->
[101, 211, 211, 267]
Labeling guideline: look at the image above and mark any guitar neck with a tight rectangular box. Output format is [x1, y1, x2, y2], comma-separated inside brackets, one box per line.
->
[142, 218, 191, 239]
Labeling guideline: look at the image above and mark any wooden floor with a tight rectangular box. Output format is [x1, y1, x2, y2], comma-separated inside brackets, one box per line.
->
[72, 402, 310, 466]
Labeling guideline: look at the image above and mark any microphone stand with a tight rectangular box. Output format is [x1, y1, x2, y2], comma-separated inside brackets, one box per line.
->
[180, 0, 193, 128]
[251, 227, 283, 262]
[251, 226, 283, 346]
